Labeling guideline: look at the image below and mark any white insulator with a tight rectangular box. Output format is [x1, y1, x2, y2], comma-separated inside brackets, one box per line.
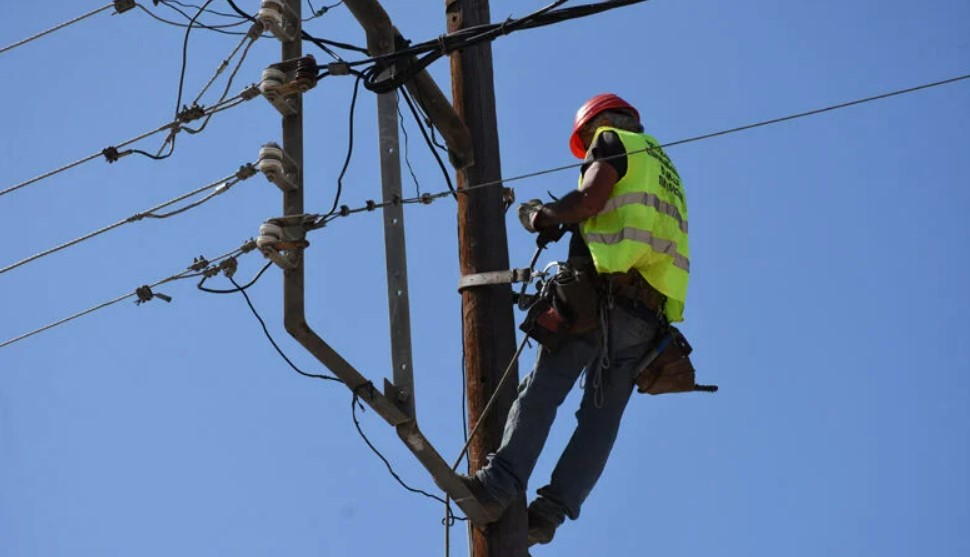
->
[259, 158, 285, 180]
[260, 68, 286, 99]
[257, 222, 284, 252]
[257, 0, 284, 29]
[259, 143, 284, 163]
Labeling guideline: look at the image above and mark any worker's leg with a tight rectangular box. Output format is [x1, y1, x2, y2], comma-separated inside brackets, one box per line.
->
[532, 305, 660, 525]
[475, 333, 599, 509]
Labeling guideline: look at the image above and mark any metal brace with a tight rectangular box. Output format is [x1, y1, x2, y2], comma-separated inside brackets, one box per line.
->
[457, 268, 532, 292]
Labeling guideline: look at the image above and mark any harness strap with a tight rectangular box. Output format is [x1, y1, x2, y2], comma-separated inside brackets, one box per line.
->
[457, 268, 533, 292]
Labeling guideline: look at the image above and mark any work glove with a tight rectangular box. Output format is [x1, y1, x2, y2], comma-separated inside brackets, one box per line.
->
[517, 199, 544, 233]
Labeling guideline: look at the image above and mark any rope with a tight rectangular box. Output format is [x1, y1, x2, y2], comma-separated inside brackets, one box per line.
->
[0, 166, 255, 277]
[0, 3, 116, 56]
[0, 243, 254, 350]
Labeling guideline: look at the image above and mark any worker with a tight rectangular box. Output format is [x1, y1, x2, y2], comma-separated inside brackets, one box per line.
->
[460, 93, 691, 546]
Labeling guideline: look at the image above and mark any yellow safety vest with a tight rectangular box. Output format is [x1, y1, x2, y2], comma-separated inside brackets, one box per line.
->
[580, 127, 690, 322]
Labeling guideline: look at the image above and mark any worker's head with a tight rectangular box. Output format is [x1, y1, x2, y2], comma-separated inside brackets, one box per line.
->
[569, 94, 642, 159]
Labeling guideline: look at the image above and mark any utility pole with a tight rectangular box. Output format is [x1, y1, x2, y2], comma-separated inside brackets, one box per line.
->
[282, 0, 304, 332]
[446, 1, 528, 556]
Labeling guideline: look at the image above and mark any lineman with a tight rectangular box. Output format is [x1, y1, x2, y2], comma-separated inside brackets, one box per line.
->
[461, 93, 691, 546]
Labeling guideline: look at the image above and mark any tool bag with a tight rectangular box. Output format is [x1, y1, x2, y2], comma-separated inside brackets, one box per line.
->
[519, 262, 600, 351]
[635, 325, 718, 395]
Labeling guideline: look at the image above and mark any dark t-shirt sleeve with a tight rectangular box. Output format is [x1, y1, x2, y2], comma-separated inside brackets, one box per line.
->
[581, 130, 627, 179]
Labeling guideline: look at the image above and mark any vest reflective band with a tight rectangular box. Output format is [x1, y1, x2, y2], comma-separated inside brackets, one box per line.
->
[580, 127, 690, 322]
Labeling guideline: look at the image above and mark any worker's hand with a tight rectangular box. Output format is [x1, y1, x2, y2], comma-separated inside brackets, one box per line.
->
[536, 225, 566, 247]
[517, 199, 544, 233]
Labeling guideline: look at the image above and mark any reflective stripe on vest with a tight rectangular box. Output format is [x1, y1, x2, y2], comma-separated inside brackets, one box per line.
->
[600, 192, 689, 234]
[580, 127, 690, 322]
[583, 228, 690, 272]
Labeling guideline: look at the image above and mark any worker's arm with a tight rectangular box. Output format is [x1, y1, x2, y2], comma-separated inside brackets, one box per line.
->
[532, 161, 619, 229]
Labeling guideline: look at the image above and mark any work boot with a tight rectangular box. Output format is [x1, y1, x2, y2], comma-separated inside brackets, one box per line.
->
[527, 504, 560, 546]
[457, 474, 506, 525]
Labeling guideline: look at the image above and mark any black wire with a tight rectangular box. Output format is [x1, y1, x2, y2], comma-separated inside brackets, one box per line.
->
[351, 386, 464, 512]
[399, 87, 456, 198]
[174, 0, 213, 122]
[163, 0, 245, 20]
[306, 0, 343, 17]
[326, 74, 362, 218]
[136, 4, 253, 36]
[198, 261, 273, 293]
[225, 0, 367, 57]
[224, 274, 341, 382]
[396, 93, 422, 197]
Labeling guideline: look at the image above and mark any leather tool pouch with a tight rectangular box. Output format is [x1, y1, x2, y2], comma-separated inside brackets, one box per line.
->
[635, 326, 701, 395]
[519, 263, 601, 351]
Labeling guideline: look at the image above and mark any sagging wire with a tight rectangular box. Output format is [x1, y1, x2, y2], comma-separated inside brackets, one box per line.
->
[0, 2, 121, 57]
[0, 86, 259, 199]
[350, 383, 467, 523]
[0, 164, 258, 277]
[399, 87, 456, 198]
[0, 241, 257, 350]
[224, 0, 368, 58]
[396, 92, 422, 198]
[210, 271, 342, 382]
[135, 3, 255, 36]
[324, 74, 363, 219]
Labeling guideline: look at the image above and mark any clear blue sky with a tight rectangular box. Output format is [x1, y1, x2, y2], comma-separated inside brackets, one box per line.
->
[2, 1, 969, 556]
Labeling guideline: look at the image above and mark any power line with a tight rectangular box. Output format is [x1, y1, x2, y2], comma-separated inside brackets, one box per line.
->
[0, 242, 255, 350]
[221, 273, 342, 382]
[0, 164, 257, 277]
[320, 70, 970, 219]
[0, 2, 121, 57]
[0, 89, 257, 199]
[325, 74, 363, 218]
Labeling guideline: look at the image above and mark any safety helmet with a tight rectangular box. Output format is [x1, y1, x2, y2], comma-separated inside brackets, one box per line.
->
[569, 93, 640, 159]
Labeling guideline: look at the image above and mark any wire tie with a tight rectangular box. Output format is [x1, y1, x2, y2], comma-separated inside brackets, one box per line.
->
[498, 15, 514, 35]
[339, 205, 351, 217]
[135, 285, 172, 305]
[113, 0, 136, 14]
[241, 84, 261, 101]
[327, 61, 351, 76]
[177, 103, 206, 124]
[189, 256, 210, 272]
[126, 213, 147, 223]
[391, 194, 401, 207]
[420, 193, 434, 205]
[102, 146, 122, 163]
[236, 163, 258, 180]
[436, 34, 451, 55]
[365, 200, 377, 212]
[220, 257, 239, 279]
[241, 239, 258, 253]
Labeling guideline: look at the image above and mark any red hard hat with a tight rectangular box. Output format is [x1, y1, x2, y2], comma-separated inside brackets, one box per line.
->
[569, 93, 639, 159]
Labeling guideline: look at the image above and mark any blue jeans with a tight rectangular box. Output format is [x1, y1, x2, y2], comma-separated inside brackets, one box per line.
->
[475, 303, 661, 524]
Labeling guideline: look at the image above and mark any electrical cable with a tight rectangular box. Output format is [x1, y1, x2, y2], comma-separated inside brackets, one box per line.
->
[313, 70, 970, 222]
[162, 0, 246, 20]
[135, 3, 256, 35]
[198, 261, 272, 293]
[1, 88, 257, 199]
[0, 243, 254, 350]
[399, 87, 456, 198]
[396, 93, 422, 197]
[0, 3, 117, 56]
[184, 33, 259, 134]
[349, 1, 646, 94]
[350, 385, 460, 508]
[173, 0, 215, 129]
[224, 0, 367, 57]
[0, 165, 255, 277]
[325, 74, 363, 218]
[225, 274, 342, 382]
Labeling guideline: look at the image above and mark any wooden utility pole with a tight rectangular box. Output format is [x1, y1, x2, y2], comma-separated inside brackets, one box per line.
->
[447, 1, 528, 556]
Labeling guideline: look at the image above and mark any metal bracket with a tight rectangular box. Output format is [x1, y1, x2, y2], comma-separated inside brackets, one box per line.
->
[458, 268, 532, 292]
[257, 215, 313, 270]
[259, 57, 318, 116]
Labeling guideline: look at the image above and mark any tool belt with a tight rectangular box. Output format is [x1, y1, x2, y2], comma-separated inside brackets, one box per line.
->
[603, 269, 666, 317]
[519, 261, 600, 351]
